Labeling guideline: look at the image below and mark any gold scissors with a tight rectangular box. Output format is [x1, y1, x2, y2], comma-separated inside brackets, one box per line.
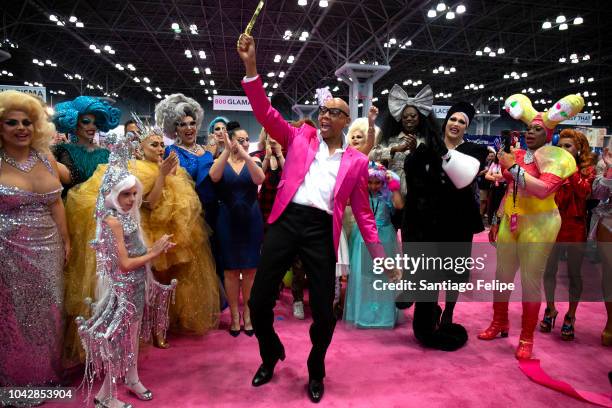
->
[238, 1, 264, 46]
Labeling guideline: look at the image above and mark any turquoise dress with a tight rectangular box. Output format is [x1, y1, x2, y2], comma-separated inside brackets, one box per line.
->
[344, 193, 398, 328]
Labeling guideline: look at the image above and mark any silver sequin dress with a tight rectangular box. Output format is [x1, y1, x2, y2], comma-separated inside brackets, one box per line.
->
[77, 211, 146, 384]
[77, 210, 175, 394]
[0, 156, 65, 386]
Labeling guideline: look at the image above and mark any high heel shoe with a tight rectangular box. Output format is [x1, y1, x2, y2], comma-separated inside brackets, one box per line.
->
[515, 339, 534, 360]
[229, 313, 241, 337]
[153, 332, 169, 349]
[539, 307, 558, 333]
[125, 380, 153, 401]
[602, 329, 612, 346]
[243, 314, 254, 337]
[478, 302, 509, 340]
[560, 314, 575, 341]
[94, 397, 133, 408]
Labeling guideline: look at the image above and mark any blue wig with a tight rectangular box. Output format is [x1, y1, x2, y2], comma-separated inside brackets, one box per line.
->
[207, 116, 229, 134]
[53, 96, 121, 134]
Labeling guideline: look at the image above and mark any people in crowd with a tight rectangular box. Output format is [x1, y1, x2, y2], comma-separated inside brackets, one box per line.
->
[76, 134, 176, 408]
[345, 163, 403, 328]
[52, 96, 120, 195]
[0, 91, 70, 395]
[481, 93, 584, 359]
[209, 121, 265, 337]
[207, 116, 229, 159]
[590, 140, 612, 345]
[542, 129, 596, 340]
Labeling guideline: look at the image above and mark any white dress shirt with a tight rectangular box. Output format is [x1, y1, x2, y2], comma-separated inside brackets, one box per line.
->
[292, 132, 347, 214]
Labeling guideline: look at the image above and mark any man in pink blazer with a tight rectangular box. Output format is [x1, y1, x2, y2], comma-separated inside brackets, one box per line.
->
[237, 34, 396, 403]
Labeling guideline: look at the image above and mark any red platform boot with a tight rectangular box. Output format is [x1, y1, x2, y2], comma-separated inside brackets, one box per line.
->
[478, 302, 509, 340]
[515, 302, 541, 360]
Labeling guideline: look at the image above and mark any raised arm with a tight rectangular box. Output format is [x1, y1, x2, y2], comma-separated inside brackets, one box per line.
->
[237, 34, 298, 150]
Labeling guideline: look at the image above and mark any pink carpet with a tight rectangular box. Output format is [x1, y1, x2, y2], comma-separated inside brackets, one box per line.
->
[48, 233, 611, 408]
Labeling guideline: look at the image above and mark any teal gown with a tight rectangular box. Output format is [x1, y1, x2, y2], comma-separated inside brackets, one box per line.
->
[344, 193, 399, 328]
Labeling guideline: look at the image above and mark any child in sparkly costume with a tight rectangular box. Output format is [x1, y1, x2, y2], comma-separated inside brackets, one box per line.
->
[76, 134, 176, 408]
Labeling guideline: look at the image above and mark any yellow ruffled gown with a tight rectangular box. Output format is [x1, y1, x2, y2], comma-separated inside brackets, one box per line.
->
[63, 160, 219, 364]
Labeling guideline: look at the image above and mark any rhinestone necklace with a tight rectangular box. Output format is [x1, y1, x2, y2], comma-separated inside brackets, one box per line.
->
[0, 148, 39, 172]
[181, 143, 203, 155]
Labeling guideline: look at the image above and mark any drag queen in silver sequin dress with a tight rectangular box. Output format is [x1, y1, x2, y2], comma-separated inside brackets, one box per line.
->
[76, 134, 176, 408]
[0, 91, 70, 405]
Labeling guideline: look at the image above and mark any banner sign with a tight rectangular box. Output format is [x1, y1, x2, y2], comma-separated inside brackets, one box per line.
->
[213, 95, 252, 111]
[0, 85, 46, 102]
[561, 112, 592, 126]
[432, 105, 451, 119]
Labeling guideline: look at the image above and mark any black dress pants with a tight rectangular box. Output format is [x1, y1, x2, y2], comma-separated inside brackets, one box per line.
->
[248, 203, 337, 381]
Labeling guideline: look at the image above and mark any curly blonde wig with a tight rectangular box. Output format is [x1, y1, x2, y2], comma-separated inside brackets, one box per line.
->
[0, 91, 55, 153]
[347, 117, 381, 143]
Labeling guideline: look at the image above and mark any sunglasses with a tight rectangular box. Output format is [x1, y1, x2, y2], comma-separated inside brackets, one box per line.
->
[177, 121, 197, 128]
[318, 106, 349, 118]
[80, 117, 94, 125]
[4, 119, 33, 127]
[214, 126, 226, 132]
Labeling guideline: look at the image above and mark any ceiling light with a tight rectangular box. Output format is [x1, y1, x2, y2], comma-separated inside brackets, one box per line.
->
[569, 53, 578, 59]
[319, 0, 328, 7]
[450, 67, 456, 72]
[574, 16, 583, 25]
[94, 49, 101, 54]
[542, 21, 552, 29]
[287, 55, 295, 63]
[115, 64, 124, 70]
[127, 64, 136, 71]
[475, 50, 483, 56]
[588, 77, 594, 82]
[171, 23, 180, 30]
[489, 52, 496, 57]
[436, 2, 446, 12]
[583, 54, 590, 60]
[503, 74, 509, 79]
[210, 80, 215, 86]
[559, 23, 568, 30]
[446, 11, 455, 19]
[199, 50, 206, 59]
[274, 54, 281, 63]
[279, 71, 285, 78]
[556, 15, 566, 24]
[200, 79, 205, 85]
[444, 70, 450, 74]
[497, 48, 505, 54]
[133, 77, 140, 83]
[69, 16, 77, 23]
[283, 30, 292, 40]
[205, 67, 211, 75]
[143, 77, 150, 83]
[427, 9, 436, 18]
[146, 86, 152, 92]
[49, 14, 58, 22]
[75, 22, 84, 28]
[193, 67, 200, 74]
[263, 82, 268, 88]
[521, 72, 528, 77]
[190, 24, 198, 34]
[456, 4, 466, 14]
[267, 72, 275, 77]
[483, 46, 491, 53]
[272, 83, 278, 89]
[333, 86, 339, 92]
[433, 69, 439, 74]
[213, 90, 218, 95]
[559, 57, 566, 63]
[89, 44, 96, 50]
[298, 0, 307, 6]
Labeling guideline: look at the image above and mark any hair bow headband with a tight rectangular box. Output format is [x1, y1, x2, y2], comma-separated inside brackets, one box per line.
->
[388, 84, 434, 121]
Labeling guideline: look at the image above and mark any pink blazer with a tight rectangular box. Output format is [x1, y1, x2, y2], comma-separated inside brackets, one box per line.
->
[242, 76, 385, 260]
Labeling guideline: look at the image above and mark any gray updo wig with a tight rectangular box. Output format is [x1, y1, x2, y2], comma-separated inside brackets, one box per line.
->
[154, 93, 204, 138]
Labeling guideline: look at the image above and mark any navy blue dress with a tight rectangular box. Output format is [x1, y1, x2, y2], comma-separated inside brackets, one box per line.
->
[215, 163, 263, 269]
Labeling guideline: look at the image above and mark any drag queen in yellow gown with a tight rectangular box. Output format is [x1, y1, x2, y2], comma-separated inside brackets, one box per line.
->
[64, 125, 219, 364]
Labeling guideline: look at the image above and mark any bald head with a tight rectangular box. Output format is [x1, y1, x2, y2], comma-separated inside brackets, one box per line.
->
[319, 98, 351, 142]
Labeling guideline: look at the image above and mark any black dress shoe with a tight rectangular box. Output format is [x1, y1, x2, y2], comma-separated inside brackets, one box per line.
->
[307, 379, 324, 403]
[251, 348, 286, 387]
[252, 364, 274, 387]
[229, 328, 241, 337]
